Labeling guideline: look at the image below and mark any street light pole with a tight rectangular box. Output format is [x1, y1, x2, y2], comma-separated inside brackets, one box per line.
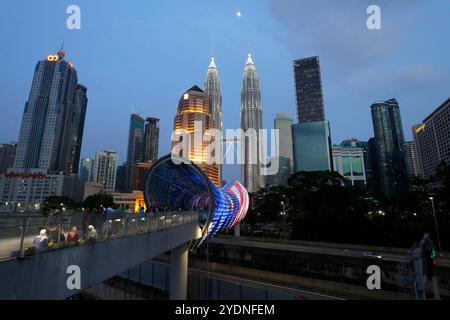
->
[429, 197, 442, 252]
[281, 201, 287, 241]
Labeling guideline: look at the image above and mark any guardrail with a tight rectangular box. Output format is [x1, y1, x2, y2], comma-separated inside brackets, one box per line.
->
[0, 211, 199, 262]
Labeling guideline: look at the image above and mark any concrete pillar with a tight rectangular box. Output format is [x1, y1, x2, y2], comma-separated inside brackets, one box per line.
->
[169, 242, 189, 300]
[234, 223, 240, 237]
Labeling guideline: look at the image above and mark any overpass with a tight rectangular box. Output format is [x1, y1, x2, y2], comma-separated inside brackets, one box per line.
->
[0, 211, 201, 300]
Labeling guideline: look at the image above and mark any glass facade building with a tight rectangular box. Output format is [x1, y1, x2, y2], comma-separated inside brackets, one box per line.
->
[126, 114, 145, 191]
[93, 150, 117, 192]
[292, 121, 332, 172]
[370, 98, 407, 196]
[293, 56, 325, 124]
[13, 49, 87, 174]
[332, 145, 366, 187]
[413, 98, 450, 180]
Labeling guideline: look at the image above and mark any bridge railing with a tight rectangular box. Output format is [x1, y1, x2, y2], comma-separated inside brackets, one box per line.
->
[0, 211, 199, 262]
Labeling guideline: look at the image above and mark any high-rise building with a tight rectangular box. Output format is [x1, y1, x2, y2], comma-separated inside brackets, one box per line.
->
[292, 121, 332, 172]
[332, 144, 366, 187]
[125, 114, 145, 191]
[241, 54, 264, 193]
[293, 56, 325, 123]
[274, 113, 294, 173]
[403, 141, 421, 178]
[79, 158, 94, 182]
[413, 98, 450, 180]
[172, 85, 220, 187]
[14, 49, 86, 174]
[370, 98, 408, 196]
[143, 117, 159, 163]
[292, 56, 332, 173]
[93, 150, 117, 192]
[115, 164, 127, 193]
[265, 156, 291, 187]
[0, 49, 86, 211]
[69, 84, 88, 174]
[131, 162, 153, 191]
[0, 143, 17, 174]
[204, 57, 223, 183]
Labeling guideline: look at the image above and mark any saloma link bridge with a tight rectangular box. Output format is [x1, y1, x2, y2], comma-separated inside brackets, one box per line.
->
[0, 154, 249, 300]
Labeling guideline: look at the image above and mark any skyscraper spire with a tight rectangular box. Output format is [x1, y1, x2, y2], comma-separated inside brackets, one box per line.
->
[204, 56, 223, 185]
[241, 53, 263, 192]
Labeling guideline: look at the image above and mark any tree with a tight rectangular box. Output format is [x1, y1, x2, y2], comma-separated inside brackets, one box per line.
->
[42, 196, 78, 213]
[83, 193, 114, 211]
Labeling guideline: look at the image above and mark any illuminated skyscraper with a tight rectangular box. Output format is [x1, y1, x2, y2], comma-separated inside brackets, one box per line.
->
[13, 49, 86, 173]
[204, 57, 223, 184]
[125, 113, 145, 191]
[172, 85, 220, 187]
[143, 117, 160, 163]
[241, 54, 264, 193]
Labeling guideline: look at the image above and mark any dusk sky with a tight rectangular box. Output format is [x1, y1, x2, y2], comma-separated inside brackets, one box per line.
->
[1, 0, 449, 181]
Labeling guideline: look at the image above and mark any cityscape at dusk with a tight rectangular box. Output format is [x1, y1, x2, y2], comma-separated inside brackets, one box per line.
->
[0, 0, 449, 312]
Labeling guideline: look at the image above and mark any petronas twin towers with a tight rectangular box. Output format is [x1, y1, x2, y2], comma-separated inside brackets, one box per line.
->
[203, 54, 263, 192]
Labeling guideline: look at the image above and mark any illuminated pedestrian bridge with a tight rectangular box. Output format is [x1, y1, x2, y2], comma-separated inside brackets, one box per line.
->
[144, 154, 249, 248]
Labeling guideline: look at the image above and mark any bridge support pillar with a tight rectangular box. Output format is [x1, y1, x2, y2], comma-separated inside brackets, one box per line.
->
[169, 242, 189, 300]
[234, 223, 240, 237]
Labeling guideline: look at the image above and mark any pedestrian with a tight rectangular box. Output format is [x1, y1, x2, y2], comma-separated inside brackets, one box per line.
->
[66, 226, 79, 246]
[33, 229, 49, 253]
[87, 225, 97, 244]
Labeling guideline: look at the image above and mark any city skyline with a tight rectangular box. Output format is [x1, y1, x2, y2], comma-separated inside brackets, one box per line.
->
[1, 1, 450, 183]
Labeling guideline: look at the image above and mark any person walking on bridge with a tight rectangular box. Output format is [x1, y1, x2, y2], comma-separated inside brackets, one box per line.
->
[33, 229, 49, 253]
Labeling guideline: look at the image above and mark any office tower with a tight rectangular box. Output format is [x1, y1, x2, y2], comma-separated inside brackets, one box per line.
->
[292, 121, 332, 172]
[413, 98, 450, 180]
[79, 157, 94, 182]
[173, 85, 220, 187]
[0, 172, 84, 211]
[131, 162, 153, 191]
[93, 150, 117, 192]
[265, 156, 291, 187]
[204, 57, 223, 183]
[143, 117, 159, 163]
[403, 141, 421, 178]
[125, 114, 145, 191]
[292, 56, 333, 173]
[14, 49, 86, 174]
[0, 143, 17, 174]
[68, 84, 88, 174]
[115, 164, 127, 193]
[0, 49, 86, 211]
[241, 54, 264, 192]
[274, 113, 294, 173]
[332, 143, 366, 187]
[293, 56, 325, 123]
[371, 98, 408, 196]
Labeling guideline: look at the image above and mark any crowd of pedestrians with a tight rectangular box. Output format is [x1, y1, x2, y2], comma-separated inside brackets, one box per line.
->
[30, 202, 164, 254]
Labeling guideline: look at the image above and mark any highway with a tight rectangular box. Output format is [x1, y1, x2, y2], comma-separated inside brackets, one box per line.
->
[210, 236, 450, 267]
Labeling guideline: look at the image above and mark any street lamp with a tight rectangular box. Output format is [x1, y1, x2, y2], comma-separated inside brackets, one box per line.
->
[429, 197, 442, 252]
[280, 201, 287, 241]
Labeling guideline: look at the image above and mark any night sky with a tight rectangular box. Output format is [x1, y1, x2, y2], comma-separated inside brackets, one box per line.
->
[1, 0, 449, 181]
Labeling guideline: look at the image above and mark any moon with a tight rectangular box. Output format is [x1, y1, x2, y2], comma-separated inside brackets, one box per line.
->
[236, 11, 242, 17]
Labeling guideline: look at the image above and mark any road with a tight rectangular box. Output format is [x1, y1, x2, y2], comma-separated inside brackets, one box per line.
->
[210, 236, 450, 267]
